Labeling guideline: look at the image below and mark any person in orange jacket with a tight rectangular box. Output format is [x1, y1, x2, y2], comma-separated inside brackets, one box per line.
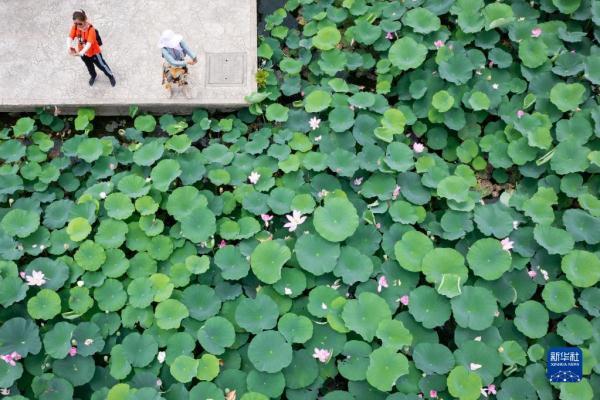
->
[66, 9, 116, 87]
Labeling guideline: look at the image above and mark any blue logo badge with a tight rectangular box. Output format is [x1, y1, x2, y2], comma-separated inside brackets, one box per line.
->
[547, 347, 582, 382]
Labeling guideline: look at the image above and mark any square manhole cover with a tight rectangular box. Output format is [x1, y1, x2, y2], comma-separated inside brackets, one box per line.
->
[206, 52, 246, 86]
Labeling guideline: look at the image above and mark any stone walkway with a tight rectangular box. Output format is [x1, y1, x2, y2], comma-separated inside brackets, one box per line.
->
[0, 0, 257, 114]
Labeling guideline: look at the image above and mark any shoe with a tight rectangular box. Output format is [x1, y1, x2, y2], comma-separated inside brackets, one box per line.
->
[89, 76, 96, 86]
[109, 76, 116, 87]
[182, 85, 193, 99]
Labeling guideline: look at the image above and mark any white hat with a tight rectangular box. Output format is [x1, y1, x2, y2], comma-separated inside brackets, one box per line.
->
[158, 30, 183, 49]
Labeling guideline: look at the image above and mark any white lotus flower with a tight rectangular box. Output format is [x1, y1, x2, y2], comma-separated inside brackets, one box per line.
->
[248, 171, 261, 184]
[283, 210, 306, 232]
[309, 116, 321, 130]
[470, 362, 482, 371]
[25, 270, 46, 286]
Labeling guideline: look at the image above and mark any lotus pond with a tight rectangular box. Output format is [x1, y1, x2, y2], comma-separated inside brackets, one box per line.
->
[1, 0, 600, 399]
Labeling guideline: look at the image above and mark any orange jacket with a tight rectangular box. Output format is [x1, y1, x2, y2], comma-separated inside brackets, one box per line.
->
[68, 24, 101, 57]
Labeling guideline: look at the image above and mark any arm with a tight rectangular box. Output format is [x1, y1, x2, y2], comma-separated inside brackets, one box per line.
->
[67, 25, 76, 50]
[162, 48, 187, 67]
[78, 28, 95, 56]
[78, 42, 91, 56]
[180, 41, 197, 61]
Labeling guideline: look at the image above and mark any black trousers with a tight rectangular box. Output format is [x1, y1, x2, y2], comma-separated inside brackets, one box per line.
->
[81, 53, 114, 79]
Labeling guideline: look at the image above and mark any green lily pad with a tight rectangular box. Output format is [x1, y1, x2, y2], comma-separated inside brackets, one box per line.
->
[342, 293, 391, 341]
[1, 209, 39, 238]
[27, 289, 61, 320]
[550, 83, 586, 112]
[388, 37, 427, 71]
[366, 347, 408, 392]
[250, 240, 291, 284]
[561, 250, 600, 287]
[155, 299, 189, 329]
[514, 301, 549, 339]
[450, 286, 497, 330]
[197, 316, 236, 355]
[466, 238, 511, 280]
[313, 196, 359, 242]
[247, 331, 293, 373]
[447, 366, 482, 400]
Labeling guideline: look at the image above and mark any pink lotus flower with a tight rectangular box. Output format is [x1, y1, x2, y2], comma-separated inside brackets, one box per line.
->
[528, 269, 537, 278]
[531, 28, 542, 38]
[353, 177, 363, 186]
[488, 60, 494, 68]
[248, 171, 261, 185]
[392, 185, 401, 200]
[386, 32, 394, 40]
[19, 271, 25, 278]
[399, 295, 409, 306]
[312, 348, 332, 363]
[69, 347, 77, 357]
[377, 275, 389, 293]
[482, 383, 497, 397]
[434, 40, 445, 48]
[218, 240, 227, 248]
[309, 116, 321, 130]
[501, 238, 514, 252]
[284, 210, 306, 232]
[0, 388, 10, 396]
[413, 142, 425, 153]
[429, 390, 438, 398]
[25, 270, 46, 286]
[261, 213, 273, 228]
[517, 110, 525, 118]
[0, 352, 22, 367]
